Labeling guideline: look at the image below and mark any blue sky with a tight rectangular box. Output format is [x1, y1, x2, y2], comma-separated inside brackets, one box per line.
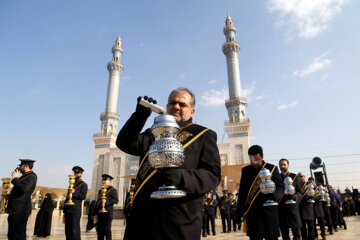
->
[1, 0, 359, 190]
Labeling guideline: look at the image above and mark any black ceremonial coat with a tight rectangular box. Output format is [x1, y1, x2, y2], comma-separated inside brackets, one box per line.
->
[298, 182, 314, 221]
[116, 111, 221, 240]
[64, 179, 88, 214]
[314, 186, 325, 218]
[34, 195, 55, 237]
[236, 161, 284, 239]
[7, 171, 37, 215]
[95, 185, 119, 218]
[278, 172, 302, 228]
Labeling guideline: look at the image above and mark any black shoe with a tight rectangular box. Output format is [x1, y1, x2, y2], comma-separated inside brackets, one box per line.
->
[344, 225, 347, 230]
[221, 231, 226, 234]
[202, 233, 207, 237]
[334, 228, 338, 232]
[213, 232, 216, 236]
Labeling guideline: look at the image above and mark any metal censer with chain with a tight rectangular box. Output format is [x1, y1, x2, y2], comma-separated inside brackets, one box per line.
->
[139, 97, 186, 199]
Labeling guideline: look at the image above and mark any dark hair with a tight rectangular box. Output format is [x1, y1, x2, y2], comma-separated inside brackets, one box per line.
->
[248, 145, 263, 158]
[168, 87, 196, 108]
[308, 177, 315, 181]
[279, 158, 289, 165]
[25, 162, 34, 169]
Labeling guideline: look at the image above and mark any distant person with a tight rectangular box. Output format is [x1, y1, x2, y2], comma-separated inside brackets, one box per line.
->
[95, 174, 119, 240]
[308, 177, 326, 240]
[34, 193, 55, 237]
[236, 145, 284, 240]
[63, 166, 88, 240]
[6, 159, 37, 240]
[229, 193, 237, 233]
[219, 190, 231, 233]
[86, 200, 97, 232]
[123, 179, 136, 220]
[298, 173, 315, 240]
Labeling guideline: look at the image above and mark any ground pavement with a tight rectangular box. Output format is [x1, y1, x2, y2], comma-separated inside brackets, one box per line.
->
[0, 210, 359, 239]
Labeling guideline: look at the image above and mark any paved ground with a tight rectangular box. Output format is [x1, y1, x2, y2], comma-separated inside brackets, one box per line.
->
[0, 210, 359, 239]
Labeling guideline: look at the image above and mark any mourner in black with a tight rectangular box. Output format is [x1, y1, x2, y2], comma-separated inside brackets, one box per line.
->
[278, 159, 302, 240]
[6, 159, 37, 240]
[219, 190, 231, 233]
[116, 88, 221, 240]
[229, 193, 238, 232]
[34, 193, 55, 237]
[204, 191, 217, 236]
[202, 194, 208, 237]
[327, 185, 340, 232]
[86, 200, 97, 232]
[123, 179, 135, 220]
[236, 145, 284, 240]
[298, 173, 315, 240]
[64, 166, 88, 240]
[95, 174, 119, 240]
[308, 177, 326, 240]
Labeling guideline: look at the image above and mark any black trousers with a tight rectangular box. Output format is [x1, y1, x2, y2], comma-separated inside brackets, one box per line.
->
[202, 212, 207, 234]
[279, 224, 301, 240]
[65, 212, 82, 240]
[314, 217, 325, 238]
[97, 213, 113, 240]
[330, 207, 338, 230]
[206, 214, 216, 234]
[8, 213, 30, 240]
[230, 213, 237, 231]
[301, 219, 315, 240]
[220, 211, 231, 232]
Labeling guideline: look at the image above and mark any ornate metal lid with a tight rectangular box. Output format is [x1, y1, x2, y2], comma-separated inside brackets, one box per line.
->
[152, 114, 179, 129]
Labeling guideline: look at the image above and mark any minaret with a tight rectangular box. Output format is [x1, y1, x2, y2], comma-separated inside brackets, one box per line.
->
[222, 14, 251, 164]
[93, 35, 124, 148]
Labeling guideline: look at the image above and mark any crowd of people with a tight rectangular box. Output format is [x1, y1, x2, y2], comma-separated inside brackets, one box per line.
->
[200, 145, 357, 240]
[2, 88, 358, 240]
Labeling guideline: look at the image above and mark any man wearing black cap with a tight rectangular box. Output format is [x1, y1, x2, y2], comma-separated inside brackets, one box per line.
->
[95, 174, 119, 240]
[116, 88, 221, 240]
[236, 145, 284, 240]
[219, 190, 231, 233]
[6, 159, 37, 240]
[123, 179, 135, 220]
[64, 166, 88, 240]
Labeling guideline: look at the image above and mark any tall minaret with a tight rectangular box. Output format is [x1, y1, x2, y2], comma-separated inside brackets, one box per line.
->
[93, 35, 124, 148]
[222, 14, 251, 164]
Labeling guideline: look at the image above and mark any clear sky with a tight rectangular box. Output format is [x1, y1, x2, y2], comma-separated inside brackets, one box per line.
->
[1, 0, 359, 191]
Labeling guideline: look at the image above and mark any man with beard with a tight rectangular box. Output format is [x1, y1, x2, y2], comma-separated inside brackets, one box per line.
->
[236, 145, 284, 240]
[95, 174, 119, 240]
[116, 88, 221, 240]
[6, 159, 37, 240]
[64, 166, 88, 240]
[278, 159, 302, 240]
[298, 173, 315, 240]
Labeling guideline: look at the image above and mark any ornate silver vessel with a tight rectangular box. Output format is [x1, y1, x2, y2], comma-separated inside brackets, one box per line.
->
[284, 176, 296, 204]
[307, 183, 315, 203]
[259, 169, 278, 206]
[318, 185, 326, 202]
[148, 114, 186, 199]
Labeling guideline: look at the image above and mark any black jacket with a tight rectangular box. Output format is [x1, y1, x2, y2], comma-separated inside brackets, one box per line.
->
[236, 161, 284, 238]
[278, 172, 302, 228]
[63, 179, 88, 214]
[95, 185, 119, 218]
[298, 181, 314, 220]
[116, 110, 221, 240]
[6, 171, 37, 215]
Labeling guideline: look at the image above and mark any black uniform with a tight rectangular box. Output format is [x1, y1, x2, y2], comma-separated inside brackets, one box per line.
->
[95, 185, 119, 240]
[298, 182, 315, 240]
[123, 190, 134, 218]
[322, 200, 333, 234]
[236, 161, 284, 240]
[205, 194, 217, 235]
[328, 190, 339, 232]
[278, 172, 302, 240]
[116, 107, 221, 240]
[219, 195, 231, 233]
[6, 171, 37, 240]
[64, 179, 88, 240]
[313, 186, 326, 239]
[230, 198, 237, 232]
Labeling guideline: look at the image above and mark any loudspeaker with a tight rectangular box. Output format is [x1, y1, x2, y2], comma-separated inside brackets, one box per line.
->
[314, 171, 325, 186]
